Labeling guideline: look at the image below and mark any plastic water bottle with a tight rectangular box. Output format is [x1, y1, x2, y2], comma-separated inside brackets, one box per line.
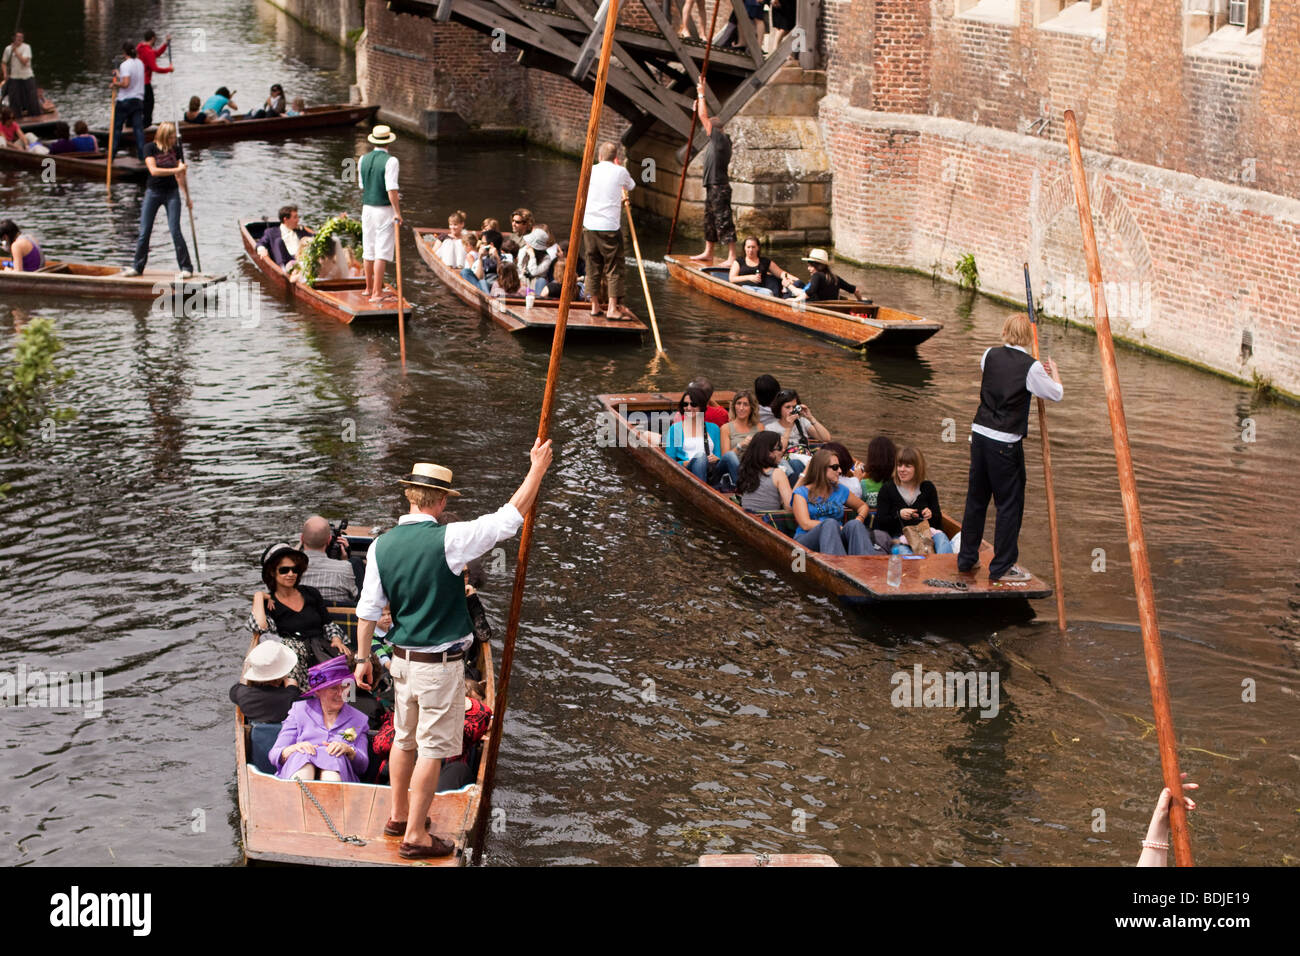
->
[887, 553, 902, 588]
[525, 290, 535, 309]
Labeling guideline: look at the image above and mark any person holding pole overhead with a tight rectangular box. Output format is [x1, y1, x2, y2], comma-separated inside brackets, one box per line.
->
[956, 313, 1063, 582]
[111, 41, 147, 160]
[688, 78, 736, 268]
[358, 125, 401, 303]
[352, 441, 554, 858]
[121, 122, 193, 277]
[135, 30, 172, 128]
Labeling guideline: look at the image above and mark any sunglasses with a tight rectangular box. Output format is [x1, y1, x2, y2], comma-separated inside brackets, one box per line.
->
[276, 566, 299, 575]
[828, 463, 842, 472]
[680, 401, 696, 408]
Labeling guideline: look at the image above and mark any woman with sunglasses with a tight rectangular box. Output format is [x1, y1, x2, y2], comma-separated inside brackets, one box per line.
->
[664, 385, 724, 485]
[791, 449, 876, 556]
[249, 543, 349, 687]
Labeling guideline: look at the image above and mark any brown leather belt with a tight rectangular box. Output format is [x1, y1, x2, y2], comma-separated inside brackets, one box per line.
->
[391, 644, 465, 664]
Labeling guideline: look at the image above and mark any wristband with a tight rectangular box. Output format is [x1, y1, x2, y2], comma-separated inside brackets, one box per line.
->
[1140, 839, 1169, 850]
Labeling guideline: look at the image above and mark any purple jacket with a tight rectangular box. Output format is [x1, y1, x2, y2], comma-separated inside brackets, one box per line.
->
[264, 224, 311, 269]
[270, 698, 370, 782]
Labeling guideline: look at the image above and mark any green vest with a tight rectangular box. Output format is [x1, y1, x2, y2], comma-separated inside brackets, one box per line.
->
[360, 149, 392, 207]
[374, 521, 473, 648]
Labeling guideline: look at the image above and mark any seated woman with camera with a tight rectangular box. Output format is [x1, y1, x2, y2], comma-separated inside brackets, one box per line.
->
[764, 389, 830, 481]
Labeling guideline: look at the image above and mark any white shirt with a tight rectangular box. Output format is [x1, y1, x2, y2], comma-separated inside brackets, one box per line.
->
[357, 147, 400, 193]
[437, 235, 467, 268]
[118, 57, 145, 101]
[583, 161, 635, 232]
[971, 344, 1064, 443]
[3, 43, 33, 80]
[356, 505, 523, 647]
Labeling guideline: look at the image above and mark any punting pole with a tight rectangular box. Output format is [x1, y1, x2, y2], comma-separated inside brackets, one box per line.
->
[186, 192, 201, 271]
[1023, 264, 1065, 631]
[664, 0, 724, 255]
[1064, 109, 1192, 866]
[106, 85, 117, 192]
[471, 0, 624, 862]
[623, 187, 665, 354]
[393, 217, 407, 370]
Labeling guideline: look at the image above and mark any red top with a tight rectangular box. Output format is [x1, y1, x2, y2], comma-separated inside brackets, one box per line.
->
[0, 120, 22, 143]
[136, 41, 172, 84]
[669, 405, 732, 429]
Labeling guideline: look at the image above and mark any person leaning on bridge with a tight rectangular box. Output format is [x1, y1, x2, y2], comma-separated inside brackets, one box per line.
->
[582, 141, 637, 321]
[688, 79, 737, 268]
[956, 313, 1063, 583]
[353, 440, 553, 859]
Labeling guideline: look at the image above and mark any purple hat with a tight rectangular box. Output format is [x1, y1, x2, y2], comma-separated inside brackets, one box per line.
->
[305, 655, 353, 696]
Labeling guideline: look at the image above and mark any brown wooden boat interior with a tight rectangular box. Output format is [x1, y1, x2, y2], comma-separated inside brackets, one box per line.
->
[600, 392, 1052, 602]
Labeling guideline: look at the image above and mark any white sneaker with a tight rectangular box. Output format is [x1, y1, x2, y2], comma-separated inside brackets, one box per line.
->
[177, 270, 193, 279]
[120, 267, 139, 277]
[993, 565, 1033, 582]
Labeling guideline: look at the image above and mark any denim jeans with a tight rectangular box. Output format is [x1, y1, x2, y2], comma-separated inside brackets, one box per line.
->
[133, 187, 193, 273]
[460, 265, 492, 293]
[794, 517, 872, 557]
[684, 455, 725, 485]
[117, 96, 146, 160]
[720, 451, 741, 485]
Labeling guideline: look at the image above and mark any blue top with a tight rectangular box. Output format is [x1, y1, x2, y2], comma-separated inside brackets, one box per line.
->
[793, 482, 850, 521]
[201, 93, 230, 114]
[663, 420, 722, 465]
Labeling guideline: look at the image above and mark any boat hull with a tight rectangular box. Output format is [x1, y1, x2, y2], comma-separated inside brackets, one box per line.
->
[0, 260, 224, 299]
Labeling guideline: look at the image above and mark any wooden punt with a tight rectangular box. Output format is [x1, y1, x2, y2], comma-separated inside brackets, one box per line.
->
[599, 391, 1053, 603]
[91, 103, 380, 148]
[0, 144, 148, 180]
[0, 258, 225, 299]
[412, 226, 648, 337]
[240, 219, 403, 324]
[664, 254, 943, 350]
[236, 628, 495, 867]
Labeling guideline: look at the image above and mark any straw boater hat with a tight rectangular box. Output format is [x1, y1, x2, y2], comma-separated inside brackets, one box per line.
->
[801, 248, 832, 265]
[243, 641, 298, 683]
[367, 124, 397, 145]
[305, 655, 354, 696]
[400, 462, 462, 496]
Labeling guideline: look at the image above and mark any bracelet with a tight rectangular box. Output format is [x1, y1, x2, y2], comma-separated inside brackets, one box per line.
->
[1141, 839, 1170, 850]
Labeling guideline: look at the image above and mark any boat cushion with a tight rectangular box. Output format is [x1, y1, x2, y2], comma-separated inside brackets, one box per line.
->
[250, 721, 282, 775]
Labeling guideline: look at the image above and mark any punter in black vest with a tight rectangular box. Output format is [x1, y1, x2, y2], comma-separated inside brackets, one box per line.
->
[956, 313, 1063, 582]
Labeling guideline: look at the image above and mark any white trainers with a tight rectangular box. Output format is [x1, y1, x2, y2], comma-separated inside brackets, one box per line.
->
[993, 565, 1033, 582]
[120, 267, 139, 276]
[177, 270, 193, 279]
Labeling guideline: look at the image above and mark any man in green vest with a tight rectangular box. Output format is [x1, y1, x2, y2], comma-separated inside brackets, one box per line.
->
[357, 125, 403, 303]
[354, 438, 553, 859]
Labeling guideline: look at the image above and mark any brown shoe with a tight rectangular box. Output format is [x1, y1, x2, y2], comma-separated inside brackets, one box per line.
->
[383, 816, 431, 837]
[399, 834, 456, 858]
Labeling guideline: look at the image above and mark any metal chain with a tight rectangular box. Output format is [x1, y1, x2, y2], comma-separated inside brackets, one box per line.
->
[296, 780, 366, 846]
[924, 578, 969, 590]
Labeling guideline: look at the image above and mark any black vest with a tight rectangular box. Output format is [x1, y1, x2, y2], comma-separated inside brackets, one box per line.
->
[973, 346, 1036, 437]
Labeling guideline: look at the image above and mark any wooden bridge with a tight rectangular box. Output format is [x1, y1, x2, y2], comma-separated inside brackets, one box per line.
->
[387, 0, 819, 152]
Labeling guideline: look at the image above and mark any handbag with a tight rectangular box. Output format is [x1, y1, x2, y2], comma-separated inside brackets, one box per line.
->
[902, 520, 935, 555]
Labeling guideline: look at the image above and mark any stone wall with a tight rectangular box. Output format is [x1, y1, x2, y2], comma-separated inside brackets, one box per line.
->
[262, 0, 365, 48]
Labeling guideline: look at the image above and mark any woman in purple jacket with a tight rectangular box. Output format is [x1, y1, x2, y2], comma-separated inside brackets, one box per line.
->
[269, 655, 369, 782]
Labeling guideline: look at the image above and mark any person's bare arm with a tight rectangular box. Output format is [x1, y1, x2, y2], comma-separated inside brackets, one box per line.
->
[507, 438, 554, 516]
[387, 189, 401, 223]
[696, 80, 713, 136]
[353, 617, 377, 690]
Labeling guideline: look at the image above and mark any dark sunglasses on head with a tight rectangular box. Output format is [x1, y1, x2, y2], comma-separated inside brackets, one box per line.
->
[276, 566, 299, 575]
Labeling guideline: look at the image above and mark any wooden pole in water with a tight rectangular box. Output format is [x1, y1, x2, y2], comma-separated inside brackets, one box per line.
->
[1064, 109, 1192, 866]
[471, 0, 624, 862]
[624, 187, 664, 354]
[1023, 264, 1065, 631]
[393, 217, 407, 370]
[106, 84, 117, 192]
[665, 0, 724, 255]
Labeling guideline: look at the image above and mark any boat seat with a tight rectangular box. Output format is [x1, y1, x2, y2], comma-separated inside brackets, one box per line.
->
[249, 721, 282, 775]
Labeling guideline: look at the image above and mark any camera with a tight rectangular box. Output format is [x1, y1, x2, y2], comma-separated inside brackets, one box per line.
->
[325, 519, 349, 560]
[793, 404, 804, 415]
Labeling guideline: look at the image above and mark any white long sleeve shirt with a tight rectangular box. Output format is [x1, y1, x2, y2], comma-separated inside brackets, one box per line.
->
[971, 345, 1064, 443]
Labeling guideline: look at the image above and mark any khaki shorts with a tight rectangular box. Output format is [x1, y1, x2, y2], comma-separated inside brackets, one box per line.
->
[391, 655, 464, 760]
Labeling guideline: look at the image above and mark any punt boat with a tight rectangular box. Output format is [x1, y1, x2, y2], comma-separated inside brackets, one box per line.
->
[236, 524, 494, 866]
[413, 226, 648, 338]
[93, 103, 380, 147]
[664, 254, 942, 350]
[0, 259, 225, 299]
[240, 220, 403, 324]
[0, 145, 147, 180]
[599, 391, 1053, 602]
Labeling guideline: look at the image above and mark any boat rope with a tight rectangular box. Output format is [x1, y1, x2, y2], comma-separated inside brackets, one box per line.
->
[924, 578, 969, 590]
[296, 780, 366, 846]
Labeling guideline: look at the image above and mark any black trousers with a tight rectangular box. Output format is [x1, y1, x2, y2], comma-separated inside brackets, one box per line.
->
[144, 83, 155, 128]
[957, 431, 1026, 578]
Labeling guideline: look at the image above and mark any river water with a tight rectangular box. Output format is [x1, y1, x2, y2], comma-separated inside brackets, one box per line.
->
[1, 0, 1295, 868]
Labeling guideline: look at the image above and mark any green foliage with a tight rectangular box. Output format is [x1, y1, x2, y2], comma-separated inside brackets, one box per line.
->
[297, 216, 364, 287]
[955, 253, 980, 291]
[1, 317, 76, 452]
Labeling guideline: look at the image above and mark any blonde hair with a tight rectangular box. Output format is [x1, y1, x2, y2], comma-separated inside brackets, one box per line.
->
[404, 486, 448, 510]
[448, 209, 467, 226]
[1001, 312, 1034, 348]
[154, 122, 177, 151]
